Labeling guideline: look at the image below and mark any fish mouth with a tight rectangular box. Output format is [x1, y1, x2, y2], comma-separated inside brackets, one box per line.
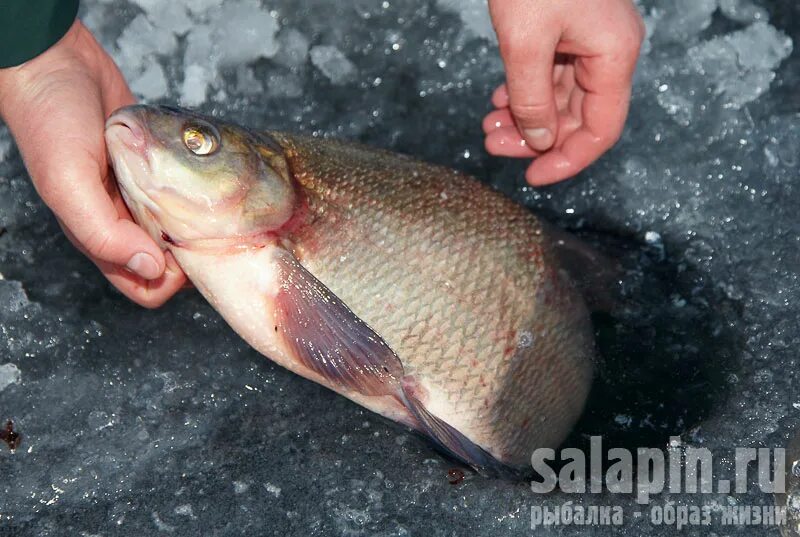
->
[105, 107, 163, 223]
[105, 107, 148, 157]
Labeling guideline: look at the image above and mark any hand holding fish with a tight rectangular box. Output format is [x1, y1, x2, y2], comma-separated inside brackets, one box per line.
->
[0, 20, 187, 307]
[485, 0, 645, 185]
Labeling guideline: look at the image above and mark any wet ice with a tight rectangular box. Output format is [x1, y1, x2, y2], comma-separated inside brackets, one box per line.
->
[2, 0, 799, 535]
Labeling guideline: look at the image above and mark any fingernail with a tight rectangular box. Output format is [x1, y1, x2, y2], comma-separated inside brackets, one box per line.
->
[524, 128, 554, 151]
[126, 252, 161, 280]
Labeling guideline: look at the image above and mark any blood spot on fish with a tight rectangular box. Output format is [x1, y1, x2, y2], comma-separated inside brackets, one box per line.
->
[447, 468, 465, 485]
[0, 420, 21, 450]
[521, 418, 530, 428]
[161, 231, 175, 245]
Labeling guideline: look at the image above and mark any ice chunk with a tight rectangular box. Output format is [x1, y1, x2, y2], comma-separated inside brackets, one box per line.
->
[0, 363, 21, 392]
[174, 504, 195, 518]
[184, 24, 213, 68]
[115, 13, 178, 78]
[688, 22, 792, 109]
[650, 0, 717, 44]
[127, 0, 192, 34]
[0, 280, 29, 313]
[152, 3, 193, 35]
[130, 62, 169, 101]
[180, 1, 279, 105]
[274, 28, 310, 69]
[180, 64, 212, 107]
[310, 46, 357, 85]
[209, 0, 279, 68]
[184, 0, 223, 17]
[726, 21, 793, 71]
[436, 0, 497, 42]
[718, 0, 768, 23]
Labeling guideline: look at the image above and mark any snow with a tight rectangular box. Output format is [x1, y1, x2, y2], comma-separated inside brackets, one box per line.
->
[0, 0, 798, 534]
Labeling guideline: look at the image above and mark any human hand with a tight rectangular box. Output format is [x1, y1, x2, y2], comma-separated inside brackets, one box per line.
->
[0, 20, 186, 307]
[484, 0, 645, 185]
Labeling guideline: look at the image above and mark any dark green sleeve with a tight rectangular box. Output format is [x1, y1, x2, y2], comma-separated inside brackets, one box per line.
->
[0, 0, 80, 69]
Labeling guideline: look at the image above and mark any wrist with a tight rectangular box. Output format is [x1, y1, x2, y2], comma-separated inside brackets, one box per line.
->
[0, 20, 97, 118]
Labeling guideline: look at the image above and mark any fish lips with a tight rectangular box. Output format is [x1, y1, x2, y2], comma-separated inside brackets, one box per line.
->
[105, 107, 162, 221]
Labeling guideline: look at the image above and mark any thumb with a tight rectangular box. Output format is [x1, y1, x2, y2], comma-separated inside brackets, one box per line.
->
[39, 155, 166, 280]
[72, 216, 166, 280]
[501, 37, 559, 152]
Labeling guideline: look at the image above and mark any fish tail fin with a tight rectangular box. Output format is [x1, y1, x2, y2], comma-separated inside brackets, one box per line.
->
[400, 382, 523, 478]
[545, 223, 623, 313]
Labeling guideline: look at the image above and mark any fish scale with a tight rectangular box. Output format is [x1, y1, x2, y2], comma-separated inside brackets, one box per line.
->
[275, 134, 595, 465]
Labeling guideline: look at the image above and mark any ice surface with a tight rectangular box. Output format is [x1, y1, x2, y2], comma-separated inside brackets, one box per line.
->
[309, 45, 357, 85]
[1, 0, 799, 535]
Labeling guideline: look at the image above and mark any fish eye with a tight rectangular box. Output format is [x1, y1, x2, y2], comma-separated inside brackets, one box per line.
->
[182, 123, 220, 156]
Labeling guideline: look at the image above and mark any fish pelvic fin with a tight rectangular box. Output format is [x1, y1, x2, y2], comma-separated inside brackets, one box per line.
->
[273, 248, 522, 477]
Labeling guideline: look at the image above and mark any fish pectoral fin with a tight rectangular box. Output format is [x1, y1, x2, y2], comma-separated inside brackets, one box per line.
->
[273, 249, 405, 397]
[273, 249, 520, 477]
[401, 382, 523, 478]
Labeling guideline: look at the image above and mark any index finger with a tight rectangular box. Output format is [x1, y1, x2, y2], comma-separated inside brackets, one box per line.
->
[524, 84, 632, 185]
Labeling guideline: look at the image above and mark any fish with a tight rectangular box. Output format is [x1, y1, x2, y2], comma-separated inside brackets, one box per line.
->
[104, 104, 596, 476]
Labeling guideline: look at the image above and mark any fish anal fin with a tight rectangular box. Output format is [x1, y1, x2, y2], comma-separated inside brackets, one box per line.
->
[273, 249, 404, 397]
[400, 378, 523, 478]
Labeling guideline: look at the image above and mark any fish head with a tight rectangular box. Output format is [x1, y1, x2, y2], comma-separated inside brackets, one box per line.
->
[105, 104, 295, 249]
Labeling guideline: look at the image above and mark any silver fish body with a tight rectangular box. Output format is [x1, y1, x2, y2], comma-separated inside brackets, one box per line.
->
[105, 105, 595, 474]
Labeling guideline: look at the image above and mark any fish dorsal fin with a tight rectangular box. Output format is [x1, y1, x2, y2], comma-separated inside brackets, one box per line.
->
[272, 248, 518, 476]
[273, 249, 404, 397]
